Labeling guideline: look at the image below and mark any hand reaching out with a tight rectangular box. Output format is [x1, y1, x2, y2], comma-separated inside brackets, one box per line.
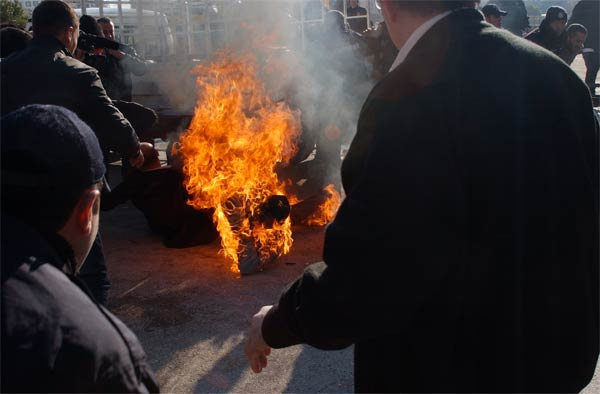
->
[244, 305, 273, 373]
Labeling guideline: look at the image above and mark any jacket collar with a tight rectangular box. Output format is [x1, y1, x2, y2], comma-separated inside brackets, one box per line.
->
[1, 215, 78, 281]
[30, 35, 73, 57]
[390, 8, 485, 88]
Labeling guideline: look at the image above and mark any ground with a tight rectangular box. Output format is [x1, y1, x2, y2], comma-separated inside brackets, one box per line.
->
[102, 55, 600, 393]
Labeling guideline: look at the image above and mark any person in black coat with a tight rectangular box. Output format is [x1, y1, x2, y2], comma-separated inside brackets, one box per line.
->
[524, 5, 568, 52]
[1, 104, 159, 393]
[245, 1, 599, 392]
[569, 0, 599, 96]
[0, 1, 146, 305]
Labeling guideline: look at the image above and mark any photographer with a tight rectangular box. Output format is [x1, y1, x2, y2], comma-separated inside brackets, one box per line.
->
[97, 16, 148, 102]
[0, 0, 146, 305]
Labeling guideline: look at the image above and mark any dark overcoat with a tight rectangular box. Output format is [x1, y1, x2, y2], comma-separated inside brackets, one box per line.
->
[262, 8, 599, 393]
[0, 36, 140, 159]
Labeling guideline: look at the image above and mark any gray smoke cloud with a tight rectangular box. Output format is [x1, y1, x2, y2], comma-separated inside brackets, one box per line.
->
[142, 0, 379, 196]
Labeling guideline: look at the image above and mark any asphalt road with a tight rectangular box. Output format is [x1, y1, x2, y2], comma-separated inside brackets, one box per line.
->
[101, 55, 599, 393]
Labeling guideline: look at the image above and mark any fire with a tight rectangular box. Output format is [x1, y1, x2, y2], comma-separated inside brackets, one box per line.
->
[305, 184, 341, 226]
[179, 51, 301, 274]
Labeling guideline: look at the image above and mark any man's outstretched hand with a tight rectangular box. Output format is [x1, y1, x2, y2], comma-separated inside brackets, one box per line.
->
[244, 305, 273, 373]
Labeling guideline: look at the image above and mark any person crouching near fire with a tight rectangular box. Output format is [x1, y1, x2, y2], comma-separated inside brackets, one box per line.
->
[0, 105, 159, 393]
[555, 23, 588, 66]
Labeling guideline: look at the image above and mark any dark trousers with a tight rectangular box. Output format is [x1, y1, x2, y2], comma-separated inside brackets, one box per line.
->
[583, 51, 599, 96]
[78, 233, 111, 306]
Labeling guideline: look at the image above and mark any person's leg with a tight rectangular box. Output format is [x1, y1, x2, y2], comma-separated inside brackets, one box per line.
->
[583, 51, 600, 96]
[78, 233, 111, 305]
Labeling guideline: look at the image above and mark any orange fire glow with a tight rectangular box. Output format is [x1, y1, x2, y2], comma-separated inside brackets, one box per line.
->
[305, 184, 341, 226]
[179, 51, 300, 274]
[179, 50, 342, 274]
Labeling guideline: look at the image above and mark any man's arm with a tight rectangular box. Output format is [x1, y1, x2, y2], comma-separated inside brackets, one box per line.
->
[76, 67, 142, 162]
[108, 49, 148, 76]
[248, 90, 466, 362]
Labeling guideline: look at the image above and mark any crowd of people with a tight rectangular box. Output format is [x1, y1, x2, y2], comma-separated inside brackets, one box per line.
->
[1, 0, 599, 392]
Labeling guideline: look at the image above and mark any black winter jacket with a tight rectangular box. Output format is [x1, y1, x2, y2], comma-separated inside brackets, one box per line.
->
[1, 216, 159, 393]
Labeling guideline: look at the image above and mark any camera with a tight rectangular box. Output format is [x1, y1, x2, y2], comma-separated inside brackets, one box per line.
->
[77, 32, 120, 52]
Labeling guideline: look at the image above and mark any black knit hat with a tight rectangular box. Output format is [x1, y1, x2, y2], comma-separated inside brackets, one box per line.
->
[545, 6, 568, 23]
[1, 104, 105, 190]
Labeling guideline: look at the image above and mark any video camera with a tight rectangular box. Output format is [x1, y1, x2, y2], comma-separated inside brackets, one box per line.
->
[77, 32, 120, 52]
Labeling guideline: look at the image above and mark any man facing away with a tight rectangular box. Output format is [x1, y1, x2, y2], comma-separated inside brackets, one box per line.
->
[245, 0, 599, 392]
[1, 105, 159, 393]
[481, 3, 507, 29]
[524, 5, 568, 52]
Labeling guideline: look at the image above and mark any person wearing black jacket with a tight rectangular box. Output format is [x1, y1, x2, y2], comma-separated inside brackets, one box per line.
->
[0, 0, 146, 305]
[97, 16, 148, 102]
[245, 1, 599, 392]
[569, 0, 599, 96]
[1, 104, 159, 393]
[524, 6, 568, 52]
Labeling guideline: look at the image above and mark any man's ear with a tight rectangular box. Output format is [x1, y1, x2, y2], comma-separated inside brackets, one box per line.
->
[63, 26, 75, 47]
[75, 188, 100, 236]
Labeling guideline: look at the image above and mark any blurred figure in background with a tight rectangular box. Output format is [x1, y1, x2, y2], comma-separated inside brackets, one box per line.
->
[555, 23, 587, 66]
[525, 6, 568, 51]
[346, 0, 369, 33]
[481, 4, 508, 28]
[97, 16, 148, 102]
[496, 0, 529, 36]
[0, 24, 32, 58]
[569, 0, 599, 96]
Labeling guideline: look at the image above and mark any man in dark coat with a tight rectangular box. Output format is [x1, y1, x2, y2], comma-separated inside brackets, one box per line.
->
[524, 5, 568, 52]
[97, 16, 148, 102]
[496, 0, 529, 36]
[245, 0, 599, 392]
[0, 0, 145, 305]
[1, 104, 159, 393]
[569, 0, 599, 96]
[554, 23, 587, 65]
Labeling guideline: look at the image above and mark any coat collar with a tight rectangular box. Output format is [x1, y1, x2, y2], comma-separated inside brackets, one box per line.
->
[388, 8, 485, 90]
[30, 35, 73, 57]
[1, 215, 78, 281]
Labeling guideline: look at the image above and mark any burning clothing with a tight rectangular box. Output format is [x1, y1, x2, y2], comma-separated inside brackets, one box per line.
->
[1, 216, 159, 393]
[262, 8, 598, 393]
[101, 167, 218, 248]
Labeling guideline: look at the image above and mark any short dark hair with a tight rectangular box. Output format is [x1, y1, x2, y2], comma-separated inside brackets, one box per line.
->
[32, 0, 78, 38]
[567, 23, 587, 36]
[79, 14, 103, 36]
[0, 26, 32, 58]
[96, 17, 113, 25]
[388, 0, 479, 12]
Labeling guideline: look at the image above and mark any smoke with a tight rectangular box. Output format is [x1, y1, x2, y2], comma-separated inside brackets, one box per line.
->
[146, 0, 378, 198]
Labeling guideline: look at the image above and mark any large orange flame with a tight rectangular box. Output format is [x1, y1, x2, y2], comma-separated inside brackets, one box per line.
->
[305, 184, 341, 226]
[179, 51, 301, 274]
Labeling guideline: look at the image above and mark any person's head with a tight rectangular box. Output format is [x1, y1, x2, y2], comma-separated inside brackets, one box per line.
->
[0, 26, 32, 57]
[97, 17, 114, 40]
[481, 4, 507, 28]
[1, 105, 105, 270]
[349, 0, 359, 8]
[564, 23, 587, 54]
[544, 6, 568, 36]
[378, 1, 479, 49]
[79, 14, 103, 37]
[32, 0, 79, 53]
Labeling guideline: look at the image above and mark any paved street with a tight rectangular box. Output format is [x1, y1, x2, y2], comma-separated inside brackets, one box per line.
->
[101, 56, 600, 392]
